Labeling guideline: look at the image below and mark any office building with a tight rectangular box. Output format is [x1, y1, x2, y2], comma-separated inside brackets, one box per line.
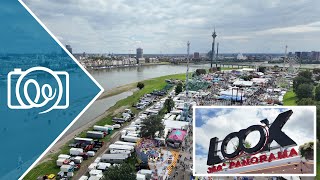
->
[193, 52, 200, 59]
[136, 48, 143, 59]
[66, 45, 72, 54]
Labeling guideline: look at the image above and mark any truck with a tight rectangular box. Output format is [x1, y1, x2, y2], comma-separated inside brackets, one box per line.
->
[114, 141, 136, 147]
[109, 144, 134, 152]
[93, 125, 109, 132]
[110, 149, 132, 155]
[86, 131, 105, 139]
[74, 137, 94, 145]
[122, 135, 140, 143]
[112, 117, 126, 124]
[100, 153, 128, 163]
[70, 148, 83, 156]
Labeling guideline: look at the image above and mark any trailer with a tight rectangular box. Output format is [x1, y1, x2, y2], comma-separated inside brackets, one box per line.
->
[79, 176, 89, 180]
[114, 141, 136, 147]
[104, 125, 114, 130]
[74, 137, 94, 145]
[112, 117, 126, 124]
[88, 163, 98, 171]
[110, 149, 132, 155]
[136, 174, 146, 180]
[56, 158, 66, 167]
[109, 144, 134, 152]
[93, 125, 109, 132]
[70, 148, 84, 156]
[60, 165, 74, 173]
[113, 124, 121, 129]
[87, 151, 95, 157]
[58, 154, 71, 159]
[97, 162, 111, 171]
[86, 131, 105, 139]
[89, 169, 103, 178]
[127, 133, 139, 137]
[100, 154, 128, 163]
[122, 135, 140, 143]
[124, 126, 137, 131]
[74, 156, 83, 164]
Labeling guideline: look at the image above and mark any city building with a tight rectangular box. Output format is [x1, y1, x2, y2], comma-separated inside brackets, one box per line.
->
[237, 53, 247, 60]
[66, 45, 72, 54]
[295, 52, 301, 58]
[301, 51, 311, 59]
[136, 48, 143, 59]
[193, 52, 200, 59]
[138, 58, 145, 64]
[311, 51, 320, 61]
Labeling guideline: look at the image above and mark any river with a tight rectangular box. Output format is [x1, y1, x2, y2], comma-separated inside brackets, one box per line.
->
[65, 64, 210, 134]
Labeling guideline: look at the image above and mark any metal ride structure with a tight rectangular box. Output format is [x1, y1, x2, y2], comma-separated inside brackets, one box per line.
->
[283, 45, 301, 74]
[277, 45, 301, 88]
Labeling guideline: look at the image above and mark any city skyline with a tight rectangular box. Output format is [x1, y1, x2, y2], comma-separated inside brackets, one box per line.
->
[24, 0, 320, 54]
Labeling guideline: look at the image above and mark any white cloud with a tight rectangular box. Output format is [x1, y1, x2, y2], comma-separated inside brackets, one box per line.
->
[23, 0, 320, 53]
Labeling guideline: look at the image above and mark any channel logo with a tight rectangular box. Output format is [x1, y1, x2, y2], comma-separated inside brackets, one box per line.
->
[7, 67, 69, 114]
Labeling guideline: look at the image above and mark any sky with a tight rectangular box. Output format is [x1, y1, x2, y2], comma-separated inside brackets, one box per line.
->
[23, 0, 320, 54]
[194, 107, 315, 174]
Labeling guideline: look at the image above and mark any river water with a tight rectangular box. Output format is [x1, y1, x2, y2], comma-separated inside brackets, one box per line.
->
[66, 64, 209, 134]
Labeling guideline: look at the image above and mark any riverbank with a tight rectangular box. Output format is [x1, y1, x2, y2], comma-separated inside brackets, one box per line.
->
[24, 73, 187, 179]
[87, 62, 171, 70]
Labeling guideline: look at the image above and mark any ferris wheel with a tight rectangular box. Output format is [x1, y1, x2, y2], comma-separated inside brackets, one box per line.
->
[283, 45, 301, 74]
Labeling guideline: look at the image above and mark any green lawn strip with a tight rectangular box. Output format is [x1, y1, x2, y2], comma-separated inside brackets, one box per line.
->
[24, 73, 187, 179]
[283, 89, 297, 105]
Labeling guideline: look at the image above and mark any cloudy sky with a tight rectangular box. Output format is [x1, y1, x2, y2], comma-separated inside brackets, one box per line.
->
[23, 0, 320, 54]
[194, 107, 315, 174]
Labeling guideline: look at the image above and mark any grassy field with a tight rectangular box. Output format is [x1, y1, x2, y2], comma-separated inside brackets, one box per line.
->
[24, 73, 187, 179]
[283, 90, 297, 105]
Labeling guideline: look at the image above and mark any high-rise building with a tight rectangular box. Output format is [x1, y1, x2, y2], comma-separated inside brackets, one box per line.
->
[193, 52, 200, 59]
[136, 48, 143, 58]
[66, 45, 72, 54]
[301, 52, 309, 59]
[312, 51, 320, 61]
[295, 52, 301, 58]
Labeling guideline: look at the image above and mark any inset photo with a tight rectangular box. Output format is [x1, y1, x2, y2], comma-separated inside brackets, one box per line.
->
[193, 106, 316, 176]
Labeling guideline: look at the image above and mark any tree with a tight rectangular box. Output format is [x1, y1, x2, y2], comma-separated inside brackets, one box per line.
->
[195, 69, 206, 76]
[298, 70, 312, 79]
[313, 68, 320, 74]
[137, 82, 145, 89]
[293, 76, 313, 92]
[164, 98, 175, 113]
[295, 83, 314, 99]
[258, 67, 266, 73]
[175, 82, 183, 95]
[140, 115, 165, 138]
[297, 98, 315, 105]
[315, 86, 320, 101]
[299, 142, 314, 160]
[103, 163, 136, 180]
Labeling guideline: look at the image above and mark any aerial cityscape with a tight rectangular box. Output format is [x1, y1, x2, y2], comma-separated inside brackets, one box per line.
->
[18, 0, 320, 180]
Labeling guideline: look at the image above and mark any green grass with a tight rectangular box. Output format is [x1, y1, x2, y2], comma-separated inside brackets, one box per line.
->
[24, 73, 187, 179]
[283, 90, 297, 105]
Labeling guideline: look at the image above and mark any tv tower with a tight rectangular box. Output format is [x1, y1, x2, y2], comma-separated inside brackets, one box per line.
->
[211, 28, 217, 68]
[183, 41, 190, 122]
